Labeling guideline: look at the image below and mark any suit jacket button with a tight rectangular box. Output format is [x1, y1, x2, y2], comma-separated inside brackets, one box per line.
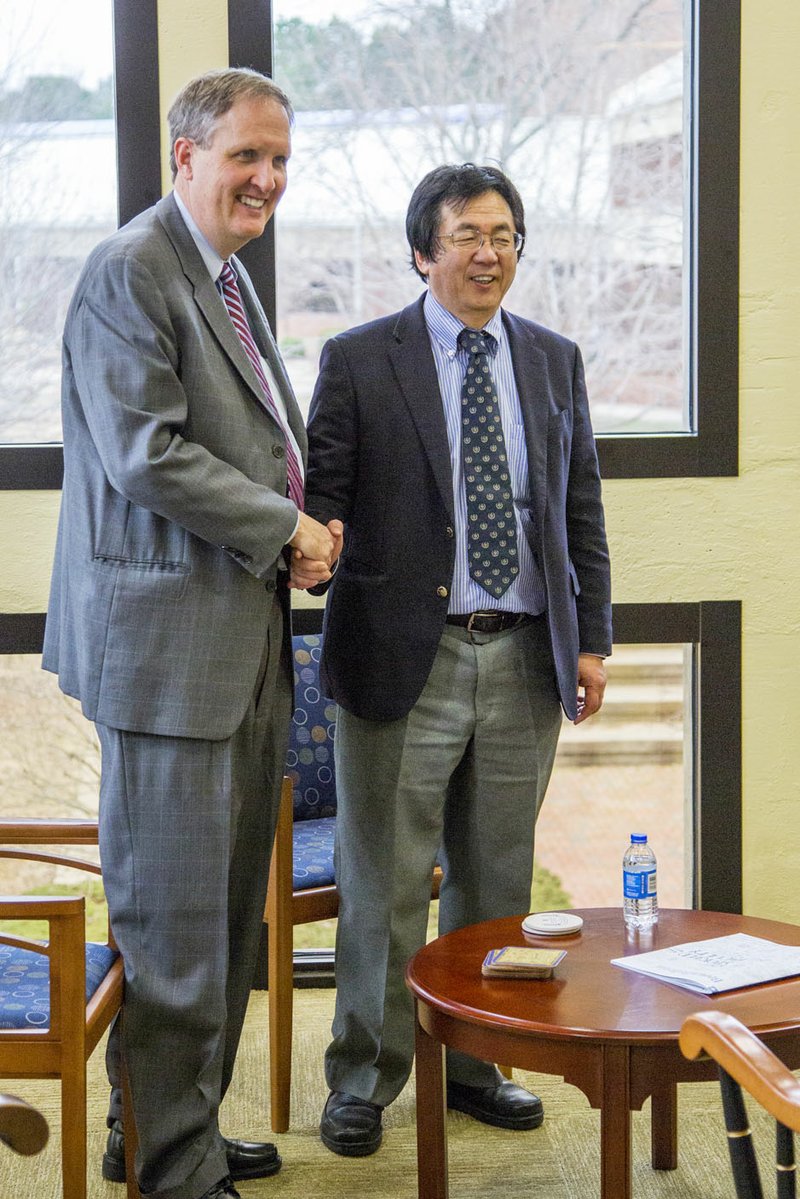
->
[445, 526, 454, 538]
[272, 444, 285, 459]
[437, 586, 448, 598]
[265, 579, 277, 593]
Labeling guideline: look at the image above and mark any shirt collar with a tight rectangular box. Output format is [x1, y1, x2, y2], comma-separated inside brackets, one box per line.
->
[173, 191, 226, 283]
[423, 290, 504, 358]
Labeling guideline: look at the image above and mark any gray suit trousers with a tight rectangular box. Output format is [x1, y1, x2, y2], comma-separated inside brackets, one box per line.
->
[100, 601, 291, 1199]
[324, 617, 562, 1107]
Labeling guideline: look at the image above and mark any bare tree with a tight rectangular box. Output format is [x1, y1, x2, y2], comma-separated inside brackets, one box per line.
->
[0, 10, 115, 442]
[276, 0, 685, 431]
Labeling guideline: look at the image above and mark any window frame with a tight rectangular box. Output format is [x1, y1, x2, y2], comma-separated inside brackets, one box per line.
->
[597, 0, 740, 479]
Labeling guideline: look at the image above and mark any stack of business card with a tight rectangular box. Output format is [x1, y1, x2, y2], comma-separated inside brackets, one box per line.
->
[481, 946, 566, 979]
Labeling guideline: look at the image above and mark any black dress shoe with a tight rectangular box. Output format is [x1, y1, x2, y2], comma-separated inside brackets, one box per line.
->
[446, 1080, 544, 1130]
[101, 1121, 281, 1182]
[320, 1090, 383, 1157]
[201, 1181, 241, 1199]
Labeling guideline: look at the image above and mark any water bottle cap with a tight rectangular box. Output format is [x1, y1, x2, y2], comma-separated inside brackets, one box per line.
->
[630, 833, 647, 843]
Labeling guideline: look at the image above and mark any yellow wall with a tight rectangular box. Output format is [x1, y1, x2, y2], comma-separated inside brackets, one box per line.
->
[1, 0, 797, 917]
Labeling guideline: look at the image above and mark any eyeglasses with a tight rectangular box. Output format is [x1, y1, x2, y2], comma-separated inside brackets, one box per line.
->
[438, 228, 524, 255]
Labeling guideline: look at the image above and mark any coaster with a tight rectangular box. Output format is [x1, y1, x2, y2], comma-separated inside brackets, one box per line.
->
[522, 911, 584, 937]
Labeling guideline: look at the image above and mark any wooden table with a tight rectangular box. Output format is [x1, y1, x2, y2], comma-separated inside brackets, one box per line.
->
[406, 908, 800, 1199]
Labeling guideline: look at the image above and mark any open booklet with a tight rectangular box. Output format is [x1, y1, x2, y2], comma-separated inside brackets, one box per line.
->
[611, 933, 800, 995]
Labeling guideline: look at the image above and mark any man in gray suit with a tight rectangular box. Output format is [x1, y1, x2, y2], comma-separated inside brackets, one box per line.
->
[296, 164, 612, 1156]
[43, 69, 339, 1199]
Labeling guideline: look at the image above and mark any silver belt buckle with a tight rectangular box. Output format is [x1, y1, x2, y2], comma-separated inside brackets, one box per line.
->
[466, 611, 499, 635]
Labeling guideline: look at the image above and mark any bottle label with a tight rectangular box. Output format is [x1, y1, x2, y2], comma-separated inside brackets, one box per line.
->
[623, 869, 657, 899]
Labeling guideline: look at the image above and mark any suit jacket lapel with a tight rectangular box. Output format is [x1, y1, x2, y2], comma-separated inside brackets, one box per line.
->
[233, 258, 308, 458]
[504, 312, 551, 526]
[388, 298, 455, 521]
[155, 196, 306, 455]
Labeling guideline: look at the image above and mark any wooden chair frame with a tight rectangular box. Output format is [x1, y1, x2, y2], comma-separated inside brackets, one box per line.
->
[681, 1010, 800, 1198]
[0, 819, 138, 1199]
[265, 778, 338, 1133]
[265, 777, 442, 1132]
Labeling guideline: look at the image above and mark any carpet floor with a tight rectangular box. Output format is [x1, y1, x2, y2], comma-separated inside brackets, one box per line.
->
[0, 987, 780, 1198]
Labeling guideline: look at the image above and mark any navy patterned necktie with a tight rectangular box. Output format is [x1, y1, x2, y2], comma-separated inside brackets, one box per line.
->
[458, 328, 519, 599]
[219, 261, 304, 510]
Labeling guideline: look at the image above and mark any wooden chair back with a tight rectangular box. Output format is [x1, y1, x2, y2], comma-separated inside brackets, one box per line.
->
[0, 819, 138, 1199]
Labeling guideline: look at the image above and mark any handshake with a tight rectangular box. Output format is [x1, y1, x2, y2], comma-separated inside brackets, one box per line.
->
[287, 514, 344, 590]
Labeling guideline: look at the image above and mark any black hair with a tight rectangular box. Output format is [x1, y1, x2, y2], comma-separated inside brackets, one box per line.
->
[405, 163, 526, 279]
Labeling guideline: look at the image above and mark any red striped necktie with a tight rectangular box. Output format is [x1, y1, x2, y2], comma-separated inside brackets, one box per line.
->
[218, 261, 304, 510]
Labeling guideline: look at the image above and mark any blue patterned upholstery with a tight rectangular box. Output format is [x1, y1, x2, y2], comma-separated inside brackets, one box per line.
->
[0, 940, 119, 1030]
[288, 634, 338, 890]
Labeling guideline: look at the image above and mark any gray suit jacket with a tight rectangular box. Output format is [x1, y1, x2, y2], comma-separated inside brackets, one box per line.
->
[43, 194, 306, 740]
[306, 296, 612, 723]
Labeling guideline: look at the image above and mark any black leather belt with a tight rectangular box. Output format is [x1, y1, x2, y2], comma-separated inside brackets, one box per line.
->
[445, 611, 532, 634]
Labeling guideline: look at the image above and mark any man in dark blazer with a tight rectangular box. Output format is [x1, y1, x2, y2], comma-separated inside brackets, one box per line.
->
[298, 163, 612, 1157]
[43, 69, 338, 1199]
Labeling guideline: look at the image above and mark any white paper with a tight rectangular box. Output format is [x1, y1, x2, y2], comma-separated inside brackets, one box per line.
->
[611, 933, 800, 995]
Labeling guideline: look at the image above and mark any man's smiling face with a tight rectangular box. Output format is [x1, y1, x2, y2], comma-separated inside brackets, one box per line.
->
[414, 191, 519, 329]
[173, 95, 291, 259]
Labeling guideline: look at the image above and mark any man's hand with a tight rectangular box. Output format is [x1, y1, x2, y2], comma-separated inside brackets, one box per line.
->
[289, 512, 336, 562]
[574, 653, 607, 725]
[288, 519, 344, 590]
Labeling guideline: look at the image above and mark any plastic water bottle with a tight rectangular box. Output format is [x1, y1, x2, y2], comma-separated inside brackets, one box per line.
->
[623, 834, 658, 930]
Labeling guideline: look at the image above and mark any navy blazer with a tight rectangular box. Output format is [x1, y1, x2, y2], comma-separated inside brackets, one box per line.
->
[305, 295, 612, 722]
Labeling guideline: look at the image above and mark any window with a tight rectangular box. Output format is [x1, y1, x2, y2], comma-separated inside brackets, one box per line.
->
[268, 0, 738, 478]
[291, 601, 743, 914]
[537, 642, 691, 910]
[2, 0, 738, 485]
[0, 0, 160, 489]
[0, 2, 117, 445]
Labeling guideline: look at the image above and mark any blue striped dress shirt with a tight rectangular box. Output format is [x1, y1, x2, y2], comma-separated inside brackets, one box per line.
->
[423, 291, 546, 616]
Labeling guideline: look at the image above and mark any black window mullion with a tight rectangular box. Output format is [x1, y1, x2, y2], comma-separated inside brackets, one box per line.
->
[228, 0, 278, 333]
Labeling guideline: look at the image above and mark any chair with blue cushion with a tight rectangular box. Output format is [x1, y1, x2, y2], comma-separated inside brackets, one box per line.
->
[0, 820, 137, 1199]
[265, 632, 441, 1132]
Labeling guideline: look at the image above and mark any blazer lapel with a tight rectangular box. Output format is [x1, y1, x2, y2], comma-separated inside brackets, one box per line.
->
[156, 197, 293, 440]
[233, 259, 308, 459]
[504, 312, 551, 526]
[388, 298, 455, 520]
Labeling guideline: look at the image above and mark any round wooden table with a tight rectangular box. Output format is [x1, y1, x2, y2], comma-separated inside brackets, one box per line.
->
[406, 908, 800, 1199]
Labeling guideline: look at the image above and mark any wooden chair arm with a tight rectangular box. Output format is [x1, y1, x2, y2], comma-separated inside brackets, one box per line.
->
[0, 820, 99, 845]
[0, 849, 102, 875]
[0, 894, 88, 1036]
[0, 820, 114, 948]
[0, 895, 85, 920]
[680, 1010, 800, 1133]
[0, 895, 87, 959]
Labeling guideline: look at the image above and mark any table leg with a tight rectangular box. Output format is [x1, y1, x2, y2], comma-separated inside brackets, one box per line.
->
[601, 1043, 632, 1199]
[414, 1000, 448, 1199]
[651, 1079, 678, 1170]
